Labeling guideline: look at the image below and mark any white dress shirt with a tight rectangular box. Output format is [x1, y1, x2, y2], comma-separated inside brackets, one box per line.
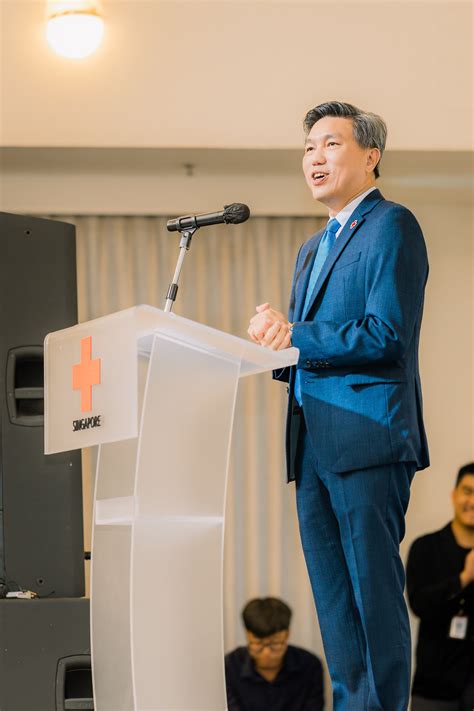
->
[333, 186, 377, 237]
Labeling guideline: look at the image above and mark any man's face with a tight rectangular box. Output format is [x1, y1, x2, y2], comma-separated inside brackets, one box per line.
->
[302, 116, 379, 213]
[452, 474, 474, 529]
[246, 629, 289, 671]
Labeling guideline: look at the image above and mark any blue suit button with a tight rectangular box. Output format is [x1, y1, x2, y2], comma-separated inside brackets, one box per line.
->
[305, 360, 312, 367]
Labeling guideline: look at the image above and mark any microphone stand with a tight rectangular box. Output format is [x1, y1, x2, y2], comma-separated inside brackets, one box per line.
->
[163, 227, 197, 313]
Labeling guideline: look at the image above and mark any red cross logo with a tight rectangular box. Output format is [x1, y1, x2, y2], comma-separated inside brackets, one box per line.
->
[72, 336, 101, 413]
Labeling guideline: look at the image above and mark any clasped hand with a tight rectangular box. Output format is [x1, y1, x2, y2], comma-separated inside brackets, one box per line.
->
[247, 303, 292, 351]
[460, 549, 474, 588]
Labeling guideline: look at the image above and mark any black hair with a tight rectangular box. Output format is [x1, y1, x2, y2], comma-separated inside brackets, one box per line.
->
[242, 597, 292, 638]
[303, 100, 387, 179]
[456, 462, 474, 488]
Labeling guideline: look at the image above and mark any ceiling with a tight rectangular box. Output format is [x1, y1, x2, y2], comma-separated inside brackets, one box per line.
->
[1, 1, 472, 151]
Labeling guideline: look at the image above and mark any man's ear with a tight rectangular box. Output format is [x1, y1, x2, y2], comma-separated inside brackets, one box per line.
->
[366, 148, 381, 174]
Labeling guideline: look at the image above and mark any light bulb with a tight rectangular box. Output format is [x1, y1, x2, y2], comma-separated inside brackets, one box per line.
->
[46, 12, 104, 59]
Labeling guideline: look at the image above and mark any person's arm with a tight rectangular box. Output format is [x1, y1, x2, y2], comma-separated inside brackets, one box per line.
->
[249, 243, 303, 363]
[272, 254, 301, 381]
[406, 537, 466, 620]
[459, 549, 474, 589]
[291, 207, 428, 368]
[225, 655, 243, 711]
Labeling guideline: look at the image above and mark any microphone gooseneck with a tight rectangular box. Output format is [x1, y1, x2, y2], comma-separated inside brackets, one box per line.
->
[164, 203, 251, 313]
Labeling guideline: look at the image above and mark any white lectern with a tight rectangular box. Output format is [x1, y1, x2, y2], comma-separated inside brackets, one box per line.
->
[44, 306, 298, 711]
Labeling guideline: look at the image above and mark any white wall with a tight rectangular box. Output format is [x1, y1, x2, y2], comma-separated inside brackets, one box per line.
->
[1, 146, 471, 214]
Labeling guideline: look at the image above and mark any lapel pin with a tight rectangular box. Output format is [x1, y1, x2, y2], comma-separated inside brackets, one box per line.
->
[350, 220, 358, 229]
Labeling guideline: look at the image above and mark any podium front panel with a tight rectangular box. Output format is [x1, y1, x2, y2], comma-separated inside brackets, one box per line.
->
[45, 310, 140, 454]
[130, 334, 239, 710]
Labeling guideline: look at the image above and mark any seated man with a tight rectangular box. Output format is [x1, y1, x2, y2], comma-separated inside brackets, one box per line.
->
[407, 462, 474, 711]
[225, 597, 324, 711]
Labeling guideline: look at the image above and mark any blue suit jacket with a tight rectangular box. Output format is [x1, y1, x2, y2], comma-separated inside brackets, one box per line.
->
[276, 189, 430, 480]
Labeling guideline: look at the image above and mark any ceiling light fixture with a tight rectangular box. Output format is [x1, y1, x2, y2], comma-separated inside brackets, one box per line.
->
[46, 1, 105, 60]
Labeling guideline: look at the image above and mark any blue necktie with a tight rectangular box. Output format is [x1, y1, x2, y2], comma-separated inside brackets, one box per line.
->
[294, 217, 340, 405]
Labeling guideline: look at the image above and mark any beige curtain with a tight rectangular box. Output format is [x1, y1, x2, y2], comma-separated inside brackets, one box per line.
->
[53, 213, 327, 656]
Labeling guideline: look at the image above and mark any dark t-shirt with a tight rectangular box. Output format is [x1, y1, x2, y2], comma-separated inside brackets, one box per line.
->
[406, 523, 474, 700]
[225, 644, 324, 711]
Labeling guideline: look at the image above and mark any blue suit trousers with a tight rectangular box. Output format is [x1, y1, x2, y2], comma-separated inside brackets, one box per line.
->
[295, 419, 415, 711]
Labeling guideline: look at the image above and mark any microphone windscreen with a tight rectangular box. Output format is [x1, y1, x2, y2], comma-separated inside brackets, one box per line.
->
[223, 203, 251, 224]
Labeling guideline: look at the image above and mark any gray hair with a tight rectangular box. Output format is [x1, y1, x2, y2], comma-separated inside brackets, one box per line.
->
[303, 101, 387, 179]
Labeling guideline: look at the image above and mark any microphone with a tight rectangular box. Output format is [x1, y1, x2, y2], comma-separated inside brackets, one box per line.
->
[167, 203, 250, 232]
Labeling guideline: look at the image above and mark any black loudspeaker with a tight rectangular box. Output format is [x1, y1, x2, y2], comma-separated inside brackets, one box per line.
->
[0, 212, 84, 597]
[56, 654, 93, 711]
[0, 598, 92, 711]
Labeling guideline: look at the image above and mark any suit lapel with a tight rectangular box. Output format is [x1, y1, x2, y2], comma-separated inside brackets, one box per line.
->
[293, 231, 324, 321]
[302, 189, 384, 318]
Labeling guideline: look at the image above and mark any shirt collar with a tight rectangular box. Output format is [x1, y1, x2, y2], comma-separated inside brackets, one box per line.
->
[333, 186, 377, 236]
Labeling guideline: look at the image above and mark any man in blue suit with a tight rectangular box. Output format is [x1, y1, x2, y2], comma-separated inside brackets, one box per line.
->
[248, 101, 429, 711]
